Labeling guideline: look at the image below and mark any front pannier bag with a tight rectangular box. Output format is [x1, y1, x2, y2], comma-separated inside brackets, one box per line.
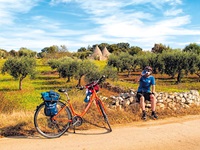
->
[41, 90, 60, 116]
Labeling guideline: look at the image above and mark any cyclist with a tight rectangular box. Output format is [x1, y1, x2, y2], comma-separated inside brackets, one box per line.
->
[135, 66, 158, 120]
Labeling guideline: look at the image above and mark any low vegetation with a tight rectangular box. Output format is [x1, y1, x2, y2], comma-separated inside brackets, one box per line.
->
[0, 56, 200, 137]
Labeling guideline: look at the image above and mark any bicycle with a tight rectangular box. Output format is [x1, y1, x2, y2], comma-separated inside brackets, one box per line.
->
[34, 75, 112, 138]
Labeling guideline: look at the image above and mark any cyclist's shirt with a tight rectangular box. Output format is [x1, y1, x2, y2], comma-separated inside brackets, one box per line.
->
[137, 75, 155, 93]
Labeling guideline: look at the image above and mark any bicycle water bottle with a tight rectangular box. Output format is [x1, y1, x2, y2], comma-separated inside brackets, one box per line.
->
[84, 89, 92, 103]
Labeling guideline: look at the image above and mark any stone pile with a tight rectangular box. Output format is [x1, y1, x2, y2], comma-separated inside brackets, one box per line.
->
[101, 82, 200, 111]
[107, 90, 200, 111]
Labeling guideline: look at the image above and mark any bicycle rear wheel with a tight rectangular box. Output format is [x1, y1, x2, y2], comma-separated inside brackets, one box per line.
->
[34, 101, 72, 138]
[97, 100, 112, 132]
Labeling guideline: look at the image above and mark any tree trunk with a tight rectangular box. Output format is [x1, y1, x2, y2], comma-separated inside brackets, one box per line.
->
[127, 70, 130, 77]
[19, 78, 23, 90]
[76, 75, 84, 87]
[77, 77, 82, 87]
[66, 76, 70, 82]
[176, 70, 183, 84]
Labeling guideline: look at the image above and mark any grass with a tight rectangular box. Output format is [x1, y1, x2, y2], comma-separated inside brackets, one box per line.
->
[0, 59, 200, 137]
[116, 71, 200, 93]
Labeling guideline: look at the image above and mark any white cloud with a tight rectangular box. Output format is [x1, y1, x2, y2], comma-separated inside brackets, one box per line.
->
[164, 8, 183, 16]
[0, 0, 39, 26]
[156, 15, 190, 28]
[50, 0, 73, 6]
[1, 0, 200, 52]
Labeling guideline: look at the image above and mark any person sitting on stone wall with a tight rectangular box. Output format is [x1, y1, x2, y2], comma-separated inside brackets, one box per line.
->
[135, 66, 158, 120]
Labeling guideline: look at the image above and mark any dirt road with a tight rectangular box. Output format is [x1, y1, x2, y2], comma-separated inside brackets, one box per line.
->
[1, 115, 200, 150]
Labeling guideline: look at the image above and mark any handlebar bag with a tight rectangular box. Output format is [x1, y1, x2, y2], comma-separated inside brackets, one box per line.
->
[41, 90, 60, 116]
[86, 82, 99, 92]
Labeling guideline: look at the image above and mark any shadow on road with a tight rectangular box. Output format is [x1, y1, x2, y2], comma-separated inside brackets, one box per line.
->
[0, 118, 112, 139]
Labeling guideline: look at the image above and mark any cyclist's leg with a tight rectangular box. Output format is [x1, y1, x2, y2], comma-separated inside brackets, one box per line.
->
[150, 94, 156, 111]
[136, 93, 146, 111]
[150, 94, 158, 119]
[137, 93, 147, 120]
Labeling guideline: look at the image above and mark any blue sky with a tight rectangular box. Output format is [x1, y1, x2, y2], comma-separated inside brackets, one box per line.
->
[0, 0, 200, 52]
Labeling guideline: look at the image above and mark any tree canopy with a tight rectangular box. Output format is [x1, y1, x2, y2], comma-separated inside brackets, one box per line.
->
[1, 57, 36, 90]
[183, 43, 200, 54]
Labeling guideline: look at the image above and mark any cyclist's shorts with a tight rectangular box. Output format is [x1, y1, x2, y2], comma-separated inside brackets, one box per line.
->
[136, 92, 151, 103]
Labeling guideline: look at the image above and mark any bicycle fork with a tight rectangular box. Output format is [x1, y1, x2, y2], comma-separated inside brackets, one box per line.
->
[96, 99, 105, 111]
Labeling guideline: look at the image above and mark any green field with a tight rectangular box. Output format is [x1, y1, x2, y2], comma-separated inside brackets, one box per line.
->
[0, 59, 200, 137]
[0, 59, 88, 112]
[1, 58, 200, 113]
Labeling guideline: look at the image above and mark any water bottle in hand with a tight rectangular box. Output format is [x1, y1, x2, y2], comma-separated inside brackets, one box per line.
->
[141, 70, 147, 76]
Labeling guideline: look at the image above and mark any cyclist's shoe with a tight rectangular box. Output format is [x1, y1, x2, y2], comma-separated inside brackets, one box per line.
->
[151, 112, 158, 120]
[141, 112, 147, 120]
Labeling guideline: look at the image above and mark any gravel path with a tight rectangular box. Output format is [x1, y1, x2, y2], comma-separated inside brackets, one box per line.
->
[1, 115, 200, 150]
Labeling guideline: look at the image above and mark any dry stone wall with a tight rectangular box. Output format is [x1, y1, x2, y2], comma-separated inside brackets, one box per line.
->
[102, 82, 200, 111]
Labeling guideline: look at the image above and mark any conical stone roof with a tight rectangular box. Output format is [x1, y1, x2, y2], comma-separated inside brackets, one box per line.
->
[102, 46, 110, 58]
[88, 45, 110, 60]
[93, 45, 102, 56]
[90, 45, 102, 60]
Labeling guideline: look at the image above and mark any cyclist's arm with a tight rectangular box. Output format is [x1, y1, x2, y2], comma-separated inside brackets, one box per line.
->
[151, 85, 155, 93]
[151, 76, 156, 94]
[135, 75, 142, 83]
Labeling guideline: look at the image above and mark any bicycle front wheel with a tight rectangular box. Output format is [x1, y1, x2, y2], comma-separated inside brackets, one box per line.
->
[98, 100, 112, 132]
[34, 101, 72, 138]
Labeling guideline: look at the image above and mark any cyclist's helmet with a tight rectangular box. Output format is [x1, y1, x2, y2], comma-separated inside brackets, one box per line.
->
[145, 66, 152, 72]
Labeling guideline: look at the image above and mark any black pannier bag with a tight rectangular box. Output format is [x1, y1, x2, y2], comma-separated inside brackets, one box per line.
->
[41, 90, 60, 116]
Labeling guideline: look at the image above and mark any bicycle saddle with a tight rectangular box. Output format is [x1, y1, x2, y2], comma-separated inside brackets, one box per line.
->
[58, 89, 67, 93]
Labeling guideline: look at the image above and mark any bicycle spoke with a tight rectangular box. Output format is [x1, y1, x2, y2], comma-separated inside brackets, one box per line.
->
[34, 101, 72, 138]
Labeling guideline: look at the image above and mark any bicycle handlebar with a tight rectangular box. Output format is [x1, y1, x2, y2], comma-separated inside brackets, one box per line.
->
[95, 75, 106, 85]
[59, 75, 106, 92]
[58, 75, 106, 97]
[85, 75, 106, 89]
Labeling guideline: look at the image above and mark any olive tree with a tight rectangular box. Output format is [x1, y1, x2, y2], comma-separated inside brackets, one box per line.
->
[183, 43, 200, 54]
[57, 58, 78, 82]
[107, 54, 122, 72]
[132, 52, 162, 73]
[147, 53, 163, 74]
[50, 58, 99, 85]
[48, 57, 71, 77]
[18, 47, 37, 57]
[48, 59, 62, 70]
[195, 55, 200, 79]
[160, 50, 199, 83]
[118, 52, 134, 76]
[128, 46, 142, 56]
[151, 43, 171, 53]
[75, 60, 98, 86]
[101, 66, 118, 81]
[84, 68, 101, 83]
[1, 57, 36, 90]
[133, 53, 149, 70]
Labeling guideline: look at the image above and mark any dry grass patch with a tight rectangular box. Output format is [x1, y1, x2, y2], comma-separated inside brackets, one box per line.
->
[1, 102, 200, 137]
[0, 92, 20, 114]
[0, 111, 35, 137]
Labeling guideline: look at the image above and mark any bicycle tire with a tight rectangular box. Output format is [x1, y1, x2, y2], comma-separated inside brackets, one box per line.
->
[34, 101, 72, 138]
[98, 101, 112, 132]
